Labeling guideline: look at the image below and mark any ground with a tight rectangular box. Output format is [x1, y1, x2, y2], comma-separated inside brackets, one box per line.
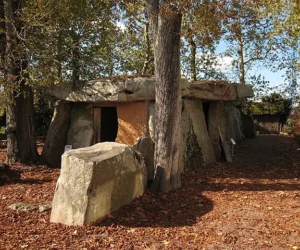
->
[0, 135, 299, 249]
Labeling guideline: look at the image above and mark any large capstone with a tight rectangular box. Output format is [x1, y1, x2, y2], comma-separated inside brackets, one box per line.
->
[50, 142, 147, 226]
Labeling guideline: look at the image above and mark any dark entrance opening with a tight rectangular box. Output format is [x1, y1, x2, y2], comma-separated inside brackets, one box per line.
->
[101, 107, 118, 142]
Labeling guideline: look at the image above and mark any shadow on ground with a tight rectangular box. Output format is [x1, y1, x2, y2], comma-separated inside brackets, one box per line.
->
[100, 176, 213, 228]
[101, 135, 299, 228]
[198, 135, 300, 192]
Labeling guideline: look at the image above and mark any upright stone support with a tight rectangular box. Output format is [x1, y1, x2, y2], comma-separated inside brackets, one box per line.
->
[41, 101, 72, 167]
[226, 102, 245, 143]
[208, 102, 222, 160]
[66, 103, 94, 149]
[180, 100, 216, 171]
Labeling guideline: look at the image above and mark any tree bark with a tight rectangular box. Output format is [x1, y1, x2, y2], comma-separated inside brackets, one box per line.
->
[147, 0, 182, 193]
[0, 0, 5, 70]
[141, 21, 153, 74]
[237, 35, 245, 85]
[71, 29, 80, 88]
[4, 0, 38, 163]
[15, 82, 38, 162]
[189, 36, 197, 81]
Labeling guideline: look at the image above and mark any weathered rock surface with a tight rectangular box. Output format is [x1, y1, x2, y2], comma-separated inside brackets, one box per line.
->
[45, 77, 157, 102]
[66, 103, 94, 149]
[208, 102, 222, 160]
[42, 101, 72, 167]
[146, 101, 156, 141]
[189, 81, 237, 101]
[45, 77, 253, 103]
[50, 142, 147, 226]
[236, 84, 254, 98]
[181, 100, 216, 169]
[226, 103, 245, 143]
[8, 202, 52, 212]
[132, 136, 154, 182]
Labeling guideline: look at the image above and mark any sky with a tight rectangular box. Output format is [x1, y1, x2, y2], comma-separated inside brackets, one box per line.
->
[215, 40, 287, 88]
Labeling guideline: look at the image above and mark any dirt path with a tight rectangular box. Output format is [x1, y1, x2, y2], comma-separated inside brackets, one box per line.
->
[0, 135, 299, 249]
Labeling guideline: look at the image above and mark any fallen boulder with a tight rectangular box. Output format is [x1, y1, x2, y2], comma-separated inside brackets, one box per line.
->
[50, 142, 147, 226]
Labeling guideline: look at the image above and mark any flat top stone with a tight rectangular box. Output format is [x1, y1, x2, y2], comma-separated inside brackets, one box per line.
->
[64, 142, 129, 162]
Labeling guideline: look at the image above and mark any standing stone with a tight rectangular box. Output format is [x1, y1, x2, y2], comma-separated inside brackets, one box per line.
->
[180, 100, 216, 169]
[50, 142, 147, 226]
[42, 101, 72, 167]
[208, 102, 222, 160]
[146, 101, 156, 142]
[226, 103, 245, 143]
[132, 136, 154, 182]
[67, 103, 94, 149]
[218, 102, 232, 162]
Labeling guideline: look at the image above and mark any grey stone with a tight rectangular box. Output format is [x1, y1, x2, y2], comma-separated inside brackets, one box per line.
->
[45, 76, 254, 103]
[236, 84, 254, 98]
[41, 101, 72, 167]
[208, 102, 222, 160]
[67, 103, 94, 149]
[8, 202, 39, 212]
[147, 101, 156, 141]
[226, 104, 245, 143]
[132, 136, 154, 182]
[187, 81, 237, 101]
[181, 100, 216, 166]
[39, 202, 52, 212]
[50, 142, 147, 226]
[8, 202, 52, 212]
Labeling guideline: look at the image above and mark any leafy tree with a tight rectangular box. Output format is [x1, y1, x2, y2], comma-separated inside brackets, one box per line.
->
[221, 1, 277, 85]
[246, 93, 292, 123]
[181, 1, 224, 81]
[1, 0, 38, 163]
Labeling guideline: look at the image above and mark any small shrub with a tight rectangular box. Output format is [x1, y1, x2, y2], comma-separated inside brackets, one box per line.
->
[288, 108, 300, 145]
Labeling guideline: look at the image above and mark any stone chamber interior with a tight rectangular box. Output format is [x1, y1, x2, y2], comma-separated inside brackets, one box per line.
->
[101, 107, 118, 142]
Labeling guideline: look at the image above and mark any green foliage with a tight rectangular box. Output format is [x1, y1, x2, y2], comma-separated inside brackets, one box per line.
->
[246, 93, 292, 119]
[287, 108, 300, 144]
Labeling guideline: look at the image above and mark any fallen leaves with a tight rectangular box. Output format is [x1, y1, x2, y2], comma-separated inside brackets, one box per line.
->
[0, 135, 299, 249]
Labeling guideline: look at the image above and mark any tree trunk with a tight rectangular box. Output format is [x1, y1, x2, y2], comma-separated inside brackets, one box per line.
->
[6, 93, 18, 163]
[189, 36, 197, 81]
[148, 0, 182, 193]
[15, 82, 38, 162]
[0, 0, 5, 70]
[141, 21, 153, 74]
[4, 0, 38, 163]
[237, 35, 245, 85]
[71, 29, 80, 88]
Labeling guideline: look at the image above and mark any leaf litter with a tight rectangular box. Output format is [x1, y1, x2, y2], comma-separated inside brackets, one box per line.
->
[0, 134, 299, 249]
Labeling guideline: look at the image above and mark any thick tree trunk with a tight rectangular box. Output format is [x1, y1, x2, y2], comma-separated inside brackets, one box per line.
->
[15, 82, 38, 162]
[6, 94, 18, 163]
[4, 0, 19, 163]
[238, 35, 245, 85]
[148, 1, 182, 193]
[189, 36, 197, 81]
[4, 0, 38, 163]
